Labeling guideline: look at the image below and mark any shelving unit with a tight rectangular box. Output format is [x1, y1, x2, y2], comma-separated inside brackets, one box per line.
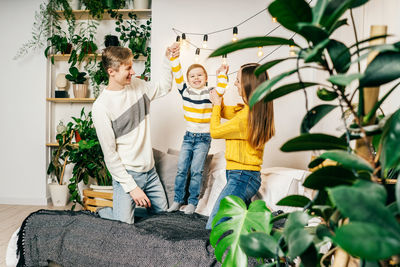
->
[47, 98, 96, 103]
[56, 9, 151, 20]
[49, 54, 146, 61]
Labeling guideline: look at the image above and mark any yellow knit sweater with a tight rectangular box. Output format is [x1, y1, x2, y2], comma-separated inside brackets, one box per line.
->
[210, 103, 264, 171]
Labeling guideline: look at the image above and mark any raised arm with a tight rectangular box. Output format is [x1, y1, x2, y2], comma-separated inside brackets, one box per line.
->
[170, 52, 185, 93]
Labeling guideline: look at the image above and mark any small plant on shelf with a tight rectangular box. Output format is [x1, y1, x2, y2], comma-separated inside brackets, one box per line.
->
[66, 66, 87, 84]
[87, 61, 109, 98]
[69, 20, 99, 66]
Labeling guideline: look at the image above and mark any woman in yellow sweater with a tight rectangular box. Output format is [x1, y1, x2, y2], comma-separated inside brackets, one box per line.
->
[205, 63, 275, 229]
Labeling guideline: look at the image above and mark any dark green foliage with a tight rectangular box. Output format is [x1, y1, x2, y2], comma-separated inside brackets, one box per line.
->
[66, 67, 87, 84]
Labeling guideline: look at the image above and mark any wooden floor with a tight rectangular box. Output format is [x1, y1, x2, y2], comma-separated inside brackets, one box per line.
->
[0, 204, 78, 266]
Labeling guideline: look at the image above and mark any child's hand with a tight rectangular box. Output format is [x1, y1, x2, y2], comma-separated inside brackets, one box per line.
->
[170, 42, 180, 58]
[209, 89, 222, 105]
[216, 64, 229, 75]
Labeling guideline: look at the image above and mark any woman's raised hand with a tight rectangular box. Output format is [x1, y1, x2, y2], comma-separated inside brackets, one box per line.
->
[216, 64, 229, 75]
[209, 89, 222, 105]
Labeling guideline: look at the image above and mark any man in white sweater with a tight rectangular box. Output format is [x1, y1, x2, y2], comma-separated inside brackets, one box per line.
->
[92, 45, 178, 224]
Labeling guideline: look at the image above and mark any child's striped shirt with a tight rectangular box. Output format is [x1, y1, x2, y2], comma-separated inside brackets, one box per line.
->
[170, 57, 228, 133]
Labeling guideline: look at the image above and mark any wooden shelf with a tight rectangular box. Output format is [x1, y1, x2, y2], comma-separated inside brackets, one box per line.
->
[46, 143, 79, 148]
[56, 9, 151, 20]
[49, 54, 146, 61]
[47, 98, 96, 103]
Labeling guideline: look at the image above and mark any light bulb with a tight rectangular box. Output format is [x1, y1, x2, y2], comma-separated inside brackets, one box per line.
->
[257, 47, 264, 57]
[232, 26, 238, 42]
[195, 48, 200, 62]
[272, 17, 277, 23]
[202, 34, 208, 48]
[222, 54, 227, 65]
[289, 45, 296, 57]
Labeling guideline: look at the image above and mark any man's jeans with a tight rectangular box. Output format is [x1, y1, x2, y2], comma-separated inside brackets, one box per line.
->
[206, 170, 261, 229]
[98, 167, 167, 224]
[174, 131, 211, 206]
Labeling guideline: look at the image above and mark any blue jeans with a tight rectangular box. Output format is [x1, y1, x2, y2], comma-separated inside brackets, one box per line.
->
[98, 167, 168, 224]
[206, 170, 261, 229]
[174, 131, 211, 206]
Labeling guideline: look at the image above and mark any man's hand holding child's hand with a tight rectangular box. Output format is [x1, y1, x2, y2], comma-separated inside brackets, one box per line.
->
[166, 42, 180, 58]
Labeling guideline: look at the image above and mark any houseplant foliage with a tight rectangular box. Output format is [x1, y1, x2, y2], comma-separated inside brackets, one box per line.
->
[209, 0, 400, 266]
[65, 108, 112, 210]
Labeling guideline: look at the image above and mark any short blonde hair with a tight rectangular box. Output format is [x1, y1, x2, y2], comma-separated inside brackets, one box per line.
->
[102, 46, 133, 73]
[186, 64, 208, 81]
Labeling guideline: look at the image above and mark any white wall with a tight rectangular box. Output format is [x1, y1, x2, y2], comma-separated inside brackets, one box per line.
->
[0, 0, 47, 205]
[0, 0, 399, 205]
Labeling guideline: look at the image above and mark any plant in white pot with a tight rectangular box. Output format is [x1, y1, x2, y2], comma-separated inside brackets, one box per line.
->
[47, 130, 74, 206]
[66, 66, 88, 98]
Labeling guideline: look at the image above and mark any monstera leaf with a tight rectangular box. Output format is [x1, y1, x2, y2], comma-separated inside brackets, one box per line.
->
[210, 196, 272, 267]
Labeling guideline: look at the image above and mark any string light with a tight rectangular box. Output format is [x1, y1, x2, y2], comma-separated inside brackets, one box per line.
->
[181, 33, 188, 48]
[289, 38, 296, 56]
[176, 35, 181, 42]
[222, 54, 227, 65]
[194, 48, 200, 63]
[232, 27, 238, 42]
[272, 17, 277, 23]
[257, 47, 264, 57]
[202, 34, 208, 48]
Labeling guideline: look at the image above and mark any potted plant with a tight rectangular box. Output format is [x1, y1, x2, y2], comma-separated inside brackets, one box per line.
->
[65, 108, 112, 209]
[104, 34, 120, 47]
[44, 33, 73, 64]
[66, 66, 88, 98]
[47, 129, 74, 206]
[87, 61, 109, 98]
[69, 20, 99, 66]
[208, 0, 400, 266]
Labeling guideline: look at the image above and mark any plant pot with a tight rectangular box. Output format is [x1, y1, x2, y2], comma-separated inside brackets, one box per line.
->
[48, 183, 70, 206]
[75, 130, 81, 142]
[105, 35, 120, 47]
[134, 0, 150, 9]
[68, 0, 80, 10]
[62, 43, 73, 54]
[73, 83, 88, 98]
[125, 0, 134, 9]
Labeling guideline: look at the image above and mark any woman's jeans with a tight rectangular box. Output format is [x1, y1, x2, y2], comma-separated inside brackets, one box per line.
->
[206, 170, 261, 229]
[174, 131, 211, 206]
[98, 167, 168, 224]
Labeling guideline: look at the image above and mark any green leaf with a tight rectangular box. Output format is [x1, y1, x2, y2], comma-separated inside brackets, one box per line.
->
[363, 81, 400, 124]
[301, 104, 337, 133]
[277, 195, 311, 207]
[297, 23, 329, 44]
[249, 69, 298, 108]
[328, 181, 400, 234]
[210, 196, 272, 266]
[360, 51, 400, 87]
[327, 40, 351, 73]
[334, 222, 400, 260]
[397, 179, 400, 215]
[350, 0, 370, 8]
[254, 57, 295, 76]
[328, 73, 363, 86]
[303, 165, 357, 190]
[264, 82, 319, 103]
[308, 157, 325, 169]
[349, 34, 392, 50]
[268, 0, 312, 33]
[303, 38, 330, 63]
[319, 150, 373, 172]
[329, 19, 348, 34]
[380, 109, 400, 171]
[312, 0, 329, 25]
[239, 232, 283, 259]
[283, 211, 313, 259]
[317, 88, 338, 101]
[209, 37, 297, 57]
[281, 133, 348, 152]
[321, 0, 354, 32]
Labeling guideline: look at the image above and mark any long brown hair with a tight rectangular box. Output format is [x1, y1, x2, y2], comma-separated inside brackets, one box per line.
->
[240, 63, 275, 149]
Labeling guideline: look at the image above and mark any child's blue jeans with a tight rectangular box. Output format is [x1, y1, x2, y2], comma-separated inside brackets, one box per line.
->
[98, 167, 168, 224]
[174, 131, 211, 206]
[206, 169, 261, 229]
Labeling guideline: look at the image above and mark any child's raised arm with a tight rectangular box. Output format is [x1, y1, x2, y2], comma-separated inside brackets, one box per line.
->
[169, 42, 185, 91]
[215, 64, 228, 96]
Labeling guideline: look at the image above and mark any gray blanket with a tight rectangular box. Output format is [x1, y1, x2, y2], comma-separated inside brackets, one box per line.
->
[17, 210, 217, 267]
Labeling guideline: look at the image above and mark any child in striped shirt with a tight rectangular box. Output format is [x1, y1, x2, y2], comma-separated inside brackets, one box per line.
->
[167, 48, 228, 214]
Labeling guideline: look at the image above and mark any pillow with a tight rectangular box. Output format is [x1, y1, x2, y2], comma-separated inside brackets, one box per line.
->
[255, 167, 313, 213]
[195, 169, 226, 216]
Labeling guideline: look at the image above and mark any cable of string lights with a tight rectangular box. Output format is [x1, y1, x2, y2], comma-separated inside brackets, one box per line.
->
[171, 4, 304, 76]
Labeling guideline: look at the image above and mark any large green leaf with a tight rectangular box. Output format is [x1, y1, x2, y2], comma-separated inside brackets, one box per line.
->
[297, 23, 329, 44]
[209, 37, 297, 57]
[312, 0, 329, 25]
[281, 133, 348, 152]
[350, 0, 370, 8]
[328, 73, 364, 86]
[360, 51, 400, 87]
[316, 88, 339, 101]
[328, 181, 400, 234]
[321, 0, 354, 32]
[277, 195, 311, 208]
[363, 81, 400, 124]
[283, 211, 313, 259]
[249, 69, 297, 108]
[329, 19, 348, 34]
[268, 0, 312, 33]
[239, 232, 283, 259]
[334, 222, 400, 260]
[303, 165, 357, 190]
[263, 82, 319, 103]
[254, 57, 295, 76]
[327, 40, 351, 73]
[303, 38, 330, 63]
[301, 104, 337, 133]
[210, 196, 272, 266]
[319, 150, 373, 172]
[397, 179, 400, 215]
[380, 109, 400, 171]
